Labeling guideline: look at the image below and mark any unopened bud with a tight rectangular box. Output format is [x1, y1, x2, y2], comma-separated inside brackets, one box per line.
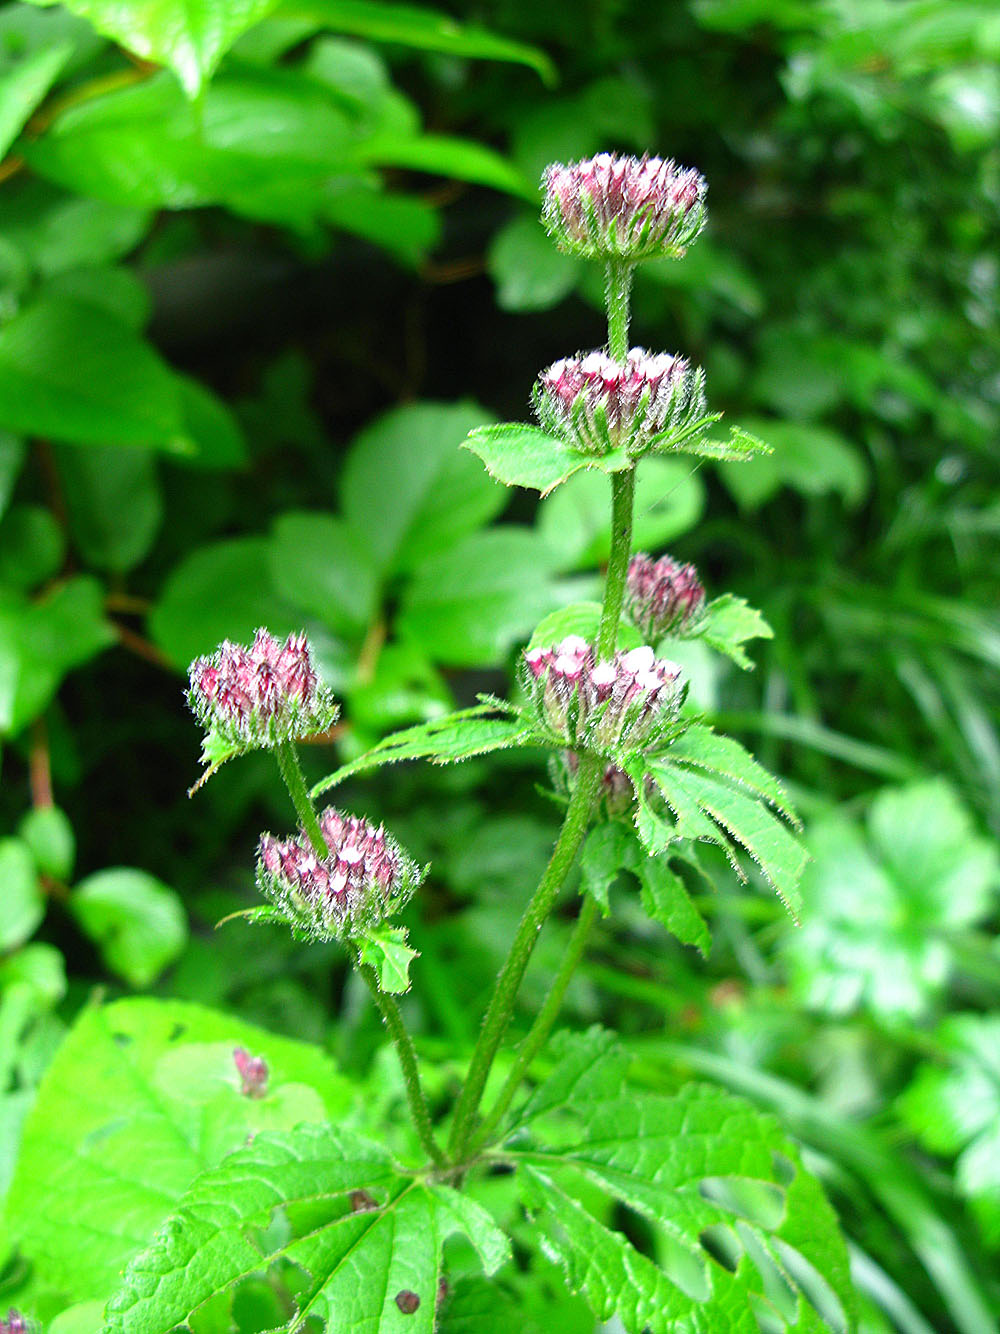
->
[625, 553, 706, 639]
[1, 1313, 27, 1334]
[533, 348, 705, 459]
[187, 629, 339, 753]
[523, 636, 684, 756]
[233, 1046, 268, 1098]
[257, 808, 424, 941]
[542, 153, 707, 262]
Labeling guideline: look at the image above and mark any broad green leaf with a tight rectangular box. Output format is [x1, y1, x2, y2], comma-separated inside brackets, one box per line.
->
[0, 504, 65, 588]
[0, 185, 149, 276]
[636, 855, 710, 956]
[313, 705, 531, 797]
[463, 423, 617, 495]
[23, 0, 282, 97]
[270, 510, 379, 636]
[323, 182, 440, 266]
[341, 402, 505, 576]
[18, 805, 75, 881]
[398, 528, 563, 667]
[56, 444, 162, 571]
[0, 942, 66, 1008]
[425, 1184, 512, 1275]
[696, 594, 773, 670]
[103, 1121, 507, 1333]
[44, 263, 151, 328]
[784, 781, 999, 1019]
[278, 0, 556, 83]
[352, 132, 535, 200]
[0, 576, 114, 735]
[538, 458, 705, 571]
[150, 537, 305, 668]
[579, 823, 633, 914]
[0, 296, 188, 452]
[488, 214, 581, 311]
[511, 1028, 632, 1132]
[505, 1036, 854, 1333]
[663, 725, 798, 825]
[0, 837, 45, 950]
[358, 924, 419, 994]
[70, 868, 188, 987]
[174, 375, 249, 469]
[718, 418, 868, 510]
[528, 601, 640, 652]
[5, 997, 356, 1310]
[49, 1301, 106, 1334]
[0, 41, 72, 160]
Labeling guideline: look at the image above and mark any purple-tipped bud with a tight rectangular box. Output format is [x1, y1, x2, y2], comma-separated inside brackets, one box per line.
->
[233, 1046, 268, 1098]
[542, 153, 707, 261]
[625, 553, 706, 639]
[1, 1313, 27, 1334]
[256, 808, 424, 941]
[523, 635, 684, 756]
[187, 628, 338, 753]
[563, 749, 635, 815]
[533, 348, 706, 458]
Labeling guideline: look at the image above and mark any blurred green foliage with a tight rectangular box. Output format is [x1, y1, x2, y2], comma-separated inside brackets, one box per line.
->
[0, 0, 997, 1330]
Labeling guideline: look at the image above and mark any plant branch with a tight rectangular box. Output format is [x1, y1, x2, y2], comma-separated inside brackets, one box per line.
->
[274, 739, 328, 860]
[356, 955, 446, 1168]
[470, 893, 599, 1150]
[597, 466, 636, 659]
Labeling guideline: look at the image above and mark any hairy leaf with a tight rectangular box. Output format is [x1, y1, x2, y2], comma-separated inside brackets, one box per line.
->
[696, 594, 773, 670]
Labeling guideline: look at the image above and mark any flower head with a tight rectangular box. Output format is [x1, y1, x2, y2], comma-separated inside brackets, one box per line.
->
[233, 1046, 268, 1098]
[188, 629, 338, 752]
[542, 153, 706, 261]
[625, 553, 706, 640]
[1, 1314, 27, 1334]
[257, 808, 423, 941]
[533, 348, 705, 458]
[523, 635, 684, 756]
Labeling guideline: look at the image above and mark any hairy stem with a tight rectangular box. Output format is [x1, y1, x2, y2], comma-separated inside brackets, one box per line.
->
[606, 259, 634, 361]
[597, 467, 636, 660]
[470, 893, 599, 1151]
[274, 739, 328, 860]
[446, 752, 603, 1160]
[357, 957, 446, 1167]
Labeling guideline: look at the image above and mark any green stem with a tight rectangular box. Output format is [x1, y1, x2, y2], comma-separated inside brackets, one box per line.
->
[357, 957, 446, 1167]
[470, 893, 599, 1151]
[606, 259, 634, 360]
[597, 466, 636, 659]
[274, 739, 327, 859]
[446, 752, 603, 1160]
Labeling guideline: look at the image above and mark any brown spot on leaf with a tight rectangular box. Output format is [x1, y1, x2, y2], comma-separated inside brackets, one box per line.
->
[395, 1290, 420, 1314]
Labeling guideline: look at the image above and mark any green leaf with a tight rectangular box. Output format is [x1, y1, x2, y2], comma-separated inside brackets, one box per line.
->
[270, 511, 379, 636]
[322, 182, 440, 266]
[352, 132, 535, 200]
[426, 1184, 512, 1275]
[636, 855, 711, 956]
[23, 0, 283, 97]
[0, 504, 65, 588]
[0, 186, 149, 276]
[505, 1035, 854, 1334]
[718, 418, 868, 510]
[697, 594, 773, 670]
[44, 263, 152, 328]
[463, 422, 618, 495]
[49, 1301, 107, 1334]
[278, 0, 556, 84]
[18, 804, 75, 881]
[0, 296, 189, 452]
[56, 444, 162, 572]
[528, 601, 642, 652]
[358, 924, 419, 994]
[103, 1120, 508, 1333]
[538, 458, 705, 571]
[675, 424, 771, 462]
[663, 724, 799, 826]
[579, 823, 632, 914]
[174, 375, 249, 469]
[0, 434, 25, 521]
[0, 41, 72, 160]
[0, 576, 114, 736]
[312, 705, 531, 797]
[150, 536, 305, 668]
[0, 837, 45, 950]
[398, 528, 562, 667]
[4, 997, 356, 1309]
[69, 868, 188, 987]
[341, 402, 505, 576]
[488, 214, 581, 311]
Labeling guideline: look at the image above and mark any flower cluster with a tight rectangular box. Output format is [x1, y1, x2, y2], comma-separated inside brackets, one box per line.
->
[542, 153, 706, 262]
[233, 1046, 268, 1098]
[625, 553, 706, 640]
[533, 348, 706, 459]
[0, 1313, 26, 1334]
[523, 636, 684, 756]
[188, 629, 339, 751]
[257, 807, 423, 941]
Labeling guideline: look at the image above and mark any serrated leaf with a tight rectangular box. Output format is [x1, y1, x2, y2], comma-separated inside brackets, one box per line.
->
[426, 1184, 512, 1274]
[463, 423, 631, 495]
[23, 0, 282, 97]
[505, 1052, 854, 1334]
[579, 823, 632, 914]
[637, 856, 710, 956]
[510, 1028, 632, 1132]
[358, 924, 419, 994]
[5, 998, 356, 1309]
[663, 725, 799, 826]
[674, 424, 771, 461]
[697, 594, 773, 671]
[312, 705, 531, 798]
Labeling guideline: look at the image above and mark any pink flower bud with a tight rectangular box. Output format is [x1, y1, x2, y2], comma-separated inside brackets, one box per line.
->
[1, 1314, 27, 1334]
[533, 348, 706, 458]
[256, 808, 424, 942]
[522, 635, 684, 757]
[233, 1046, 268, 1098]
[625, 553, 706, 639]
[187, 629, 339, 753]
[542, 153, 707, 261]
